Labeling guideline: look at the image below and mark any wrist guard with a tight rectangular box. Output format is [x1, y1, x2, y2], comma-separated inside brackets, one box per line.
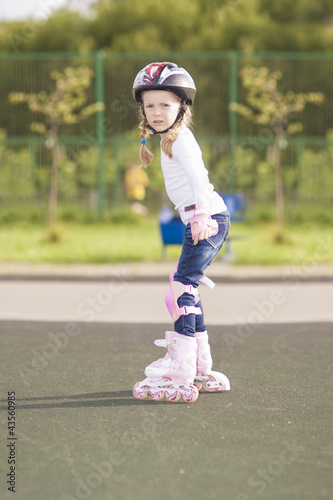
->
[189, 215, 218, 238]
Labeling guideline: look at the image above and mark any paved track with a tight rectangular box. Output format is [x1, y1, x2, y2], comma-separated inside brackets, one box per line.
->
[0, 272, 332, 500]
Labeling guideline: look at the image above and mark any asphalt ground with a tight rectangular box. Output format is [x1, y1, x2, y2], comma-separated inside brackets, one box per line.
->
[0, 265, 332, 500]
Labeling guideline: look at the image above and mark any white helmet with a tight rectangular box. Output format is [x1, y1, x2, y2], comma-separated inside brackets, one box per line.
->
[133, 62, 196, 105]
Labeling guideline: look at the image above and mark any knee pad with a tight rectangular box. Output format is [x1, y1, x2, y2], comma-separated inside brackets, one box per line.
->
[165, 264, 215, 323]
[165, 280, 202, 323]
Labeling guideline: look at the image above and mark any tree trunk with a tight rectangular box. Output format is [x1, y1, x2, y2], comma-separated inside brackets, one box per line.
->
[49, 139, 59, 231]
[274, 139, 284, 230]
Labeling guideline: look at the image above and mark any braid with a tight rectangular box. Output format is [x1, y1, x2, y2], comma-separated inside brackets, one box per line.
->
[161, 107, 193, 159]
[139, 115, 154, 168]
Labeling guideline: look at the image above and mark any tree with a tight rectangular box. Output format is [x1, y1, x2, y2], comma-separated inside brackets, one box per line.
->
[85, 0, 333, 53]
[229, 65, 324, 230]
[9, 66, 104, 233]
[1, 0, 333, 54]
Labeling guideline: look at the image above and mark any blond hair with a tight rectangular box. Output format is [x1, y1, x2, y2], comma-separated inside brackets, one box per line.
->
[138, 105, 193, 168]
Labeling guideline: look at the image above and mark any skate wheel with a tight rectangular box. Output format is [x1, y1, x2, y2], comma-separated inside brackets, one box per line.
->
[165, 387, 181, 402]
[182, 385, 199, 403]
[204, 383, 218, 392]
[194, 382, 203, 391]
[149, 390, 165, 401]
[204, 376, 219, 392]
[133, 382, 148, 400]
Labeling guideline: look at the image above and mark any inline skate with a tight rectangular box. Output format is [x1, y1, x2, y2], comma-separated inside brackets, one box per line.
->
[139, 330, 230, 393]
[132, 331, 199, 403]
[194, 330, 230, 392]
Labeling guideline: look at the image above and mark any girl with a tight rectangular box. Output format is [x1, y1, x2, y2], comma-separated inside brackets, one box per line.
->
[132, 62, 230, 403]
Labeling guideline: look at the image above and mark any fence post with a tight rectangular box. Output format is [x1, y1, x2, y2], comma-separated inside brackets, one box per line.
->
[95, 50, 106, 218]
[229, 50, 239, 191]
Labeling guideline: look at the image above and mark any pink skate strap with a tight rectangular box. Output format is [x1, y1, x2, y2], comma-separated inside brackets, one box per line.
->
[154, 338, 180, 348]
[154, 339, 167, 347]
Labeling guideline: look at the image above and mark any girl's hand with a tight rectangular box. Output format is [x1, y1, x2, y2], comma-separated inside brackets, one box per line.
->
[190, 214, 216, 246]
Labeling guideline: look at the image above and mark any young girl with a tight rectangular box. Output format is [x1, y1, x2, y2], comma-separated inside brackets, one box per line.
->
[132, 62, 230, 403]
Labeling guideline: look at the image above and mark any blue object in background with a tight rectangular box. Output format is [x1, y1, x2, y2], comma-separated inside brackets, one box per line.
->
[158, 194, 245, 258]
[219, 193, 245, 222]
[159, 207, 186, 257]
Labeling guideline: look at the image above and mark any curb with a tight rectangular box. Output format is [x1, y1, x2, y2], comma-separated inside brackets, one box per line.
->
[0, 261, 332, 283]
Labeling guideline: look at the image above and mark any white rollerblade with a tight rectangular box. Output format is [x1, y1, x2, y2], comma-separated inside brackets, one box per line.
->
[132, 331, 199, 403]
[194, 331, 230, 392]
[142, 330, 230, 392]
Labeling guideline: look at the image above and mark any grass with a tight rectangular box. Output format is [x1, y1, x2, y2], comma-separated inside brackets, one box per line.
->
[0, 216, 332, 265]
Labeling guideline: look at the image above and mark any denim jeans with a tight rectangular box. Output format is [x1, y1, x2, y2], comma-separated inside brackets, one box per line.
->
[173, 211, 230, 336]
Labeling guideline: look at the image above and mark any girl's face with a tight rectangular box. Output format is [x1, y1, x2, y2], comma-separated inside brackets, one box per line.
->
[142, 90, 180, 136]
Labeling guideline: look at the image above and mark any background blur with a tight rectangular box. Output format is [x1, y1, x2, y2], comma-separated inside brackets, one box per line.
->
[0, 0, 332, 227]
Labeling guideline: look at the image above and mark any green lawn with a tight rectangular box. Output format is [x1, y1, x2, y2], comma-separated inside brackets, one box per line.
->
[0, 218, 332, 265]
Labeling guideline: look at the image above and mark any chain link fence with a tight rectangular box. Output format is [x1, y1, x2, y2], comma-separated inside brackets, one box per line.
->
[0, 50, 332, 222]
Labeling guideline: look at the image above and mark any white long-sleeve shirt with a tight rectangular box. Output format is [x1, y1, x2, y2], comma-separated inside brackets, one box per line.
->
[160, 126, 227, 224]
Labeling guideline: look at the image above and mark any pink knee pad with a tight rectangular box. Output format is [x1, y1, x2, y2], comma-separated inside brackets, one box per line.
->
[165, 280, 202, 323]
[165, 266, 178, 320]
[165, 264, 215, 322]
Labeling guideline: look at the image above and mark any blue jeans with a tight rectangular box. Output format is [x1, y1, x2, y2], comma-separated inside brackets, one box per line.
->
[173, 211, 230, 336]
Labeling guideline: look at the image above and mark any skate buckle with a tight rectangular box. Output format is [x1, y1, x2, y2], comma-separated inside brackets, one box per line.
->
[179, 305, 202, 317]
[154, 339, 167, 347]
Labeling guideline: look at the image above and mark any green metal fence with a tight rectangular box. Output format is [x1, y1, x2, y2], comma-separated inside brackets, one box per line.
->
[0, 50, 332, 221]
